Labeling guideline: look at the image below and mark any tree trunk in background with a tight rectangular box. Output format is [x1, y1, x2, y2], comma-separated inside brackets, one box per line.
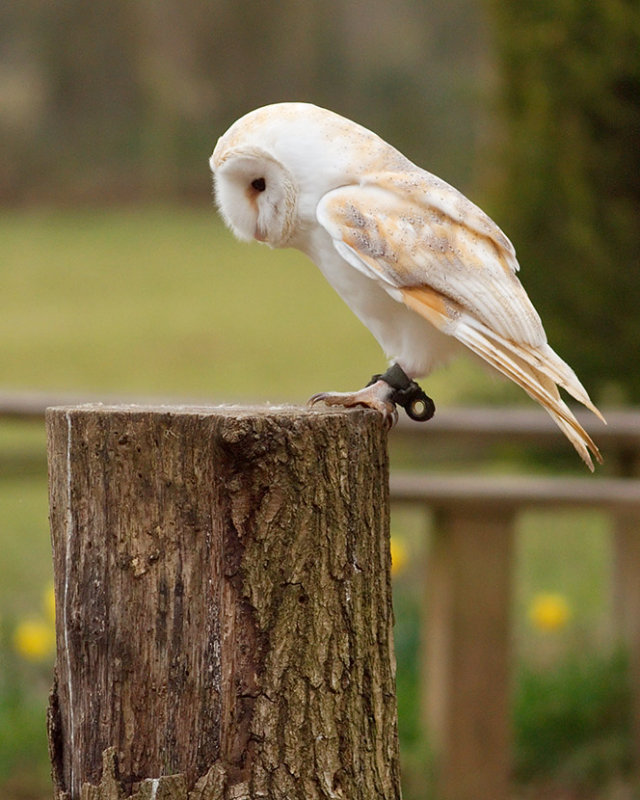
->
[486, 0, 640, 401]
[46, 404, 400, 800]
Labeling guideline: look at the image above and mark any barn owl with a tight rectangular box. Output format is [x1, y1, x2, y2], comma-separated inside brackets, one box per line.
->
[210, 102, 604, 469]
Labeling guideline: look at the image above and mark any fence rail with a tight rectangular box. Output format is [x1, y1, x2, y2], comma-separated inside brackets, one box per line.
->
[3, 389, 639, 440]
[391, 472, 640, 509]
[5, 389, 639, 464]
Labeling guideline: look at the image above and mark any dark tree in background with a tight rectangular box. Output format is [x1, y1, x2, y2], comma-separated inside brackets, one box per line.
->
[487, 0, 640, 403]
[0, 0, 487, 202]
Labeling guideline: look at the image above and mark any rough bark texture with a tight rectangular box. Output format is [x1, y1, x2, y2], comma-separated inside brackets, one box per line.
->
[46, 404, 400, 800]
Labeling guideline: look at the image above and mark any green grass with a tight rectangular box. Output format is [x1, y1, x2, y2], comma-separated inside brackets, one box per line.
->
[0, 206, 627, 799]
[0, 467, 52, 798]
[0, 205, 514, 403]
[0, 474, 50, 616]
[515, 510, 614, 653]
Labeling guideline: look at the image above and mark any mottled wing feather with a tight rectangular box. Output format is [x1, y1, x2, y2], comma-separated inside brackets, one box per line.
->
[368, 171, 519, 268]
[316, 173, 544, 347]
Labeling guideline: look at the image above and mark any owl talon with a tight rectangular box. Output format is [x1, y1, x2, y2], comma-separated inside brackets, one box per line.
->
[308, 382, 398, 427]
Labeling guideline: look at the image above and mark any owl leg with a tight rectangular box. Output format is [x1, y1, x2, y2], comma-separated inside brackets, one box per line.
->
[308, 363, 435, 427]
[370, 363, 436, 422]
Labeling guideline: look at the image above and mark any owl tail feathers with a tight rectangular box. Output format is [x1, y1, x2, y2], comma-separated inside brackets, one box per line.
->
[400, 288, 604, 470]
[455, 322, 604, 471]
[532, 343, 606, 424]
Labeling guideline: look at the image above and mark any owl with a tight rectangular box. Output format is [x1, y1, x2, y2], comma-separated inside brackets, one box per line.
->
[210, 102, 604, 469]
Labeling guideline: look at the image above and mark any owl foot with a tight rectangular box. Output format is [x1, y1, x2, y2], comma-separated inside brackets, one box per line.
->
[308, 363, 436, 427]
[368, 363, 436, 423]
[308, 381, 398, 428]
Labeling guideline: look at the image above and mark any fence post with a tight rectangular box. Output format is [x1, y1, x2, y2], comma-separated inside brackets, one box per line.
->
[422, 505, 514, 800]
[613, 510, 640, 775]
[46, 404, 401, 800]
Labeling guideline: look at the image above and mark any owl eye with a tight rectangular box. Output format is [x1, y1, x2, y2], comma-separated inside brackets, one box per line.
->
[251, 177, 266, 192]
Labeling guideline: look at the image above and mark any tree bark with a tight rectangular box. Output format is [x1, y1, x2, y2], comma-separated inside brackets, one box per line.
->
[46, 404, 400, 800]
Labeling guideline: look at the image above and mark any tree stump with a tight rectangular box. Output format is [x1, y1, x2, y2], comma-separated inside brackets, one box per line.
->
[46, 404, 400, 800]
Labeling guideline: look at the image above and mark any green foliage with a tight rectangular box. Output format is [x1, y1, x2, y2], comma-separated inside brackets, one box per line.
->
[513, 648, 631, 785]
[487, 0, 640, 401]
[0, 626, 52, 797]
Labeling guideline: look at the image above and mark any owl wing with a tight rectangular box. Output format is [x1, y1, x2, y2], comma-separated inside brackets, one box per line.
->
[316, 171, 545, 344]
[316, 170, 604, 468]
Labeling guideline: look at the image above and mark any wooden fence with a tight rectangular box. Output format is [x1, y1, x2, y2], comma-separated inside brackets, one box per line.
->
[2, 392, 640, 799]
[392, 409, 640, 799]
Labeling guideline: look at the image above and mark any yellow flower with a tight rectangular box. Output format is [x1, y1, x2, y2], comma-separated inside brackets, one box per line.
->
[44, 583, 56, 624]
[528, 593, 571, 632]
[390, 537, 408, 576]
[13, 618, 56, 662]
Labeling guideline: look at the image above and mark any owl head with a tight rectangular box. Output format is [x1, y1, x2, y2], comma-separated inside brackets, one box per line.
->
[210, 102, 395, 249]
[211, 140, 299, 247]
[210, 105, 318, 248]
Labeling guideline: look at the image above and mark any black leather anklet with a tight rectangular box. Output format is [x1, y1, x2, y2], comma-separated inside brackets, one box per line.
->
[368, 364, 436, 422]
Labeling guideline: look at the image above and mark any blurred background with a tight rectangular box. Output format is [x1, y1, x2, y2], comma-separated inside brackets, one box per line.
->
[1, 1, 638, 798]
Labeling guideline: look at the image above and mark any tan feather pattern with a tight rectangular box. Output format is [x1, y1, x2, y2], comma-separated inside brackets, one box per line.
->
[317, 180, 545, 346]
